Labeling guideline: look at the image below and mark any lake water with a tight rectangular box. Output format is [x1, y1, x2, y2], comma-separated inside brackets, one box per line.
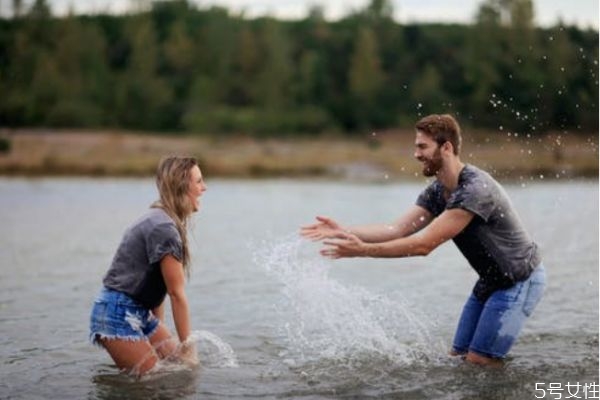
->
[0, 177, 598, 399]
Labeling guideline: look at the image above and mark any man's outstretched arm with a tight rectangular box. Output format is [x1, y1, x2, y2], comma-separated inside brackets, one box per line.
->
[301, 205, 434, 243]
[321, 208, 474, 259]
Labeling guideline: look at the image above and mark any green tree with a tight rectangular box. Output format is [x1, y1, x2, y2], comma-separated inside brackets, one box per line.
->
[230, 26, 259, 105]
[347, 26, 385, 128]
[410, 63, 445, 113]
[349, 27, 383, 101]
[116, 16, 173, 130]
[42, 15, 110, 126]
[256, 19, 293, 109]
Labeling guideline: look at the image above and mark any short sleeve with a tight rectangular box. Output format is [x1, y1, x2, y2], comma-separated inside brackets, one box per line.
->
[446, 179, 494, 222]
[146, 223, 183, 264]
[416, 182, 445, 216]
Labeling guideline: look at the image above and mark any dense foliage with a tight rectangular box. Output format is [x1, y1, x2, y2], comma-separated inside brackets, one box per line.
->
[0, 0, 597, 135]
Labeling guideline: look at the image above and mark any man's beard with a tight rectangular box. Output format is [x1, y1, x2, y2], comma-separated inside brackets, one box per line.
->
[421, 149, 443, 177]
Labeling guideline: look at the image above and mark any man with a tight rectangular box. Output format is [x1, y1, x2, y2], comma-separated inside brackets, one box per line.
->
[301, 114, 546, 366]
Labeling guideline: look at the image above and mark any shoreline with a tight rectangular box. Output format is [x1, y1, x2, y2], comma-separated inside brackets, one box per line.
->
[0, 129, 597, 181]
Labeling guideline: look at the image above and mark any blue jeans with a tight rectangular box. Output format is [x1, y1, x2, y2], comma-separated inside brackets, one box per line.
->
[452, 265, 546, 359]
[89, 287, 160, 345]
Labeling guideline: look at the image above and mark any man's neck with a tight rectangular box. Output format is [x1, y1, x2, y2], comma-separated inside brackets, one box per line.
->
[437, 158, 465, 192]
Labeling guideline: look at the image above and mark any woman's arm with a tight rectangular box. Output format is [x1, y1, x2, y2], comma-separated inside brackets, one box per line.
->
[160, 254, 191, 342]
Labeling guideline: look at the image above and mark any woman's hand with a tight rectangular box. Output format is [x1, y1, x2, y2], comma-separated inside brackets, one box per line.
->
[301, 216, 346, 241]
[176, 340, 199, 367]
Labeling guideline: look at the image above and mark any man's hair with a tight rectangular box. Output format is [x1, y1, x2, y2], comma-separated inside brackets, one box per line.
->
[415, 114, 462, 155]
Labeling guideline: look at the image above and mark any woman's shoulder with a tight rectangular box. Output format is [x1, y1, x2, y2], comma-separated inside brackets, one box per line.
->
[132, 208, 177, 233]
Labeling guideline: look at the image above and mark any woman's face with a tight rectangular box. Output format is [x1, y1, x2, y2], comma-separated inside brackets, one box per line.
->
[187, 165, 207, 212]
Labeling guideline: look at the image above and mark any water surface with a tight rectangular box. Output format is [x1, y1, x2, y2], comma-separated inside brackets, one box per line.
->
[0, 178, 597, 399]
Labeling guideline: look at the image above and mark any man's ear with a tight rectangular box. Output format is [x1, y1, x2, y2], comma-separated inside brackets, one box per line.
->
[442, 141, 454, 155]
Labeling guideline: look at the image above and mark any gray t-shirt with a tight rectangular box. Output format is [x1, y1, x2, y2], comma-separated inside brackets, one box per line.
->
[103, 208, 183, 309]
[416, 164, 542, 301]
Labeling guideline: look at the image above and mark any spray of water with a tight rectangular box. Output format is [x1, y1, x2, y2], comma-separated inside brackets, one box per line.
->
[255, 234, 445, 376]
[131, 329, 238, 378]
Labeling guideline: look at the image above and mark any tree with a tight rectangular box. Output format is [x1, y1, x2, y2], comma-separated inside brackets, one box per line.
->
[230, 26, 259, 105]
[256, 19, 293, 109]
[115, 15, 173, 130]
[44, 15, 110, 126]
[349, 27, 383, 101]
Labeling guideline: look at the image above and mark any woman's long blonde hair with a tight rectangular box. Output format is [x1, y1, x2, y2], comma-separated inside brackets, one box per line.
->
[151, 156, 198, 274]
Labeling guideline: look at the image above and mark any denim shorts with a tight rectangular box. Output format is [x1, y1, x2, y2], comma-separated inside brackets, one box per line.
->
[452, 264, 546, 359]
[89, 287, 160, 345]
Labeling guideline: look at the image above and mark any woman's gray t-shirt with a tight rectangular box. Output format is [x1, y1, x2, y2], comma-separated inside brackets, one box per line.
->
[103, 208, 183, 309]
[416, 164, 542, 301]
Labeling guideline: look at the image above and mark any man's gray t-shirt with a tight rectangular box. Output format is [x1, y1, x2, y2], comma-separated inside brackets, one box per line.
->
[416, 164, 542, 301]
[103, 208, 183, 309]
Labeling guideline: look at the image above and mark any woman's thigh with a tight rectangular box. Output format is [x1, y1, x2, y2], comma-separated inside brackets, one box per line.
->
[149, 322, 178, 359]
[100, 338, 158, 376]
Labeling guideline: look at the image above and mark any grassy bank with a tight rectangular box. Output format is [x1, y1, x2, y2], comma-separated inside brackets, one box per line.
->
[0, 129, 597, 181]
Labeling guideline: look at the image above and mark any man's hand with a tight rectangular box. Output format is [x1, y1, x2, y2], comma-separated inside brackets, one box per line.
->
[321, 231, 369, 259]
[301, 216, 345, 241]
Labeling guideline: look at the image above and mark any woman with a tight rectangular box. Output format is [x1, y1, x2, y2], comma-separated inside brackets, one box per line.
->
[89, 156, 206, 375]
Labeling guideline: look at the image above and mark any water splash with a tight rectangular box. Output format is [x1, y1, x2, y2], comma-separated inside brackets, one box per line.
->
[255, 235, 445, 374]
[131, 329, 238, 378]
[194, 330, 239, 368]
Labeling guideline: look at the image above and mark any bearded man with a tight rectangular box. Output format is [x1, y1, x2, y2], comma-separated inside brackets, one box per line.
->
[301, 114, 546, 367]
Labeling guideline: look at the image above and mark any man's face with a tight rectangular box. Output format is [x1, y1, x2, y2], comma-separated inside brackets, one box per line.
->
[414, 131, 443, 177]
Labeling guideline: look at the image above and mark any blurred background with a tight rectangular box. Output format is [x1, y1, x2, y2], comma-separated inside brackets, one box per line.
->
[0, 0, 597, 178]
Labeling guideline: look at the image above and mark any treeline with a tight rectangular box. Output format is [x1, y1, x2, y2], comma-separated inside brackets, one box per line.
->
[0, 0, 597, 135]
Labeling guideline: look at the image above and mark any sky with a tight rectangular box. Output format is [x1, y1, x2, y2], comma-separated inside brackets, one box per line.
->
[4, 0, 599, 29]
